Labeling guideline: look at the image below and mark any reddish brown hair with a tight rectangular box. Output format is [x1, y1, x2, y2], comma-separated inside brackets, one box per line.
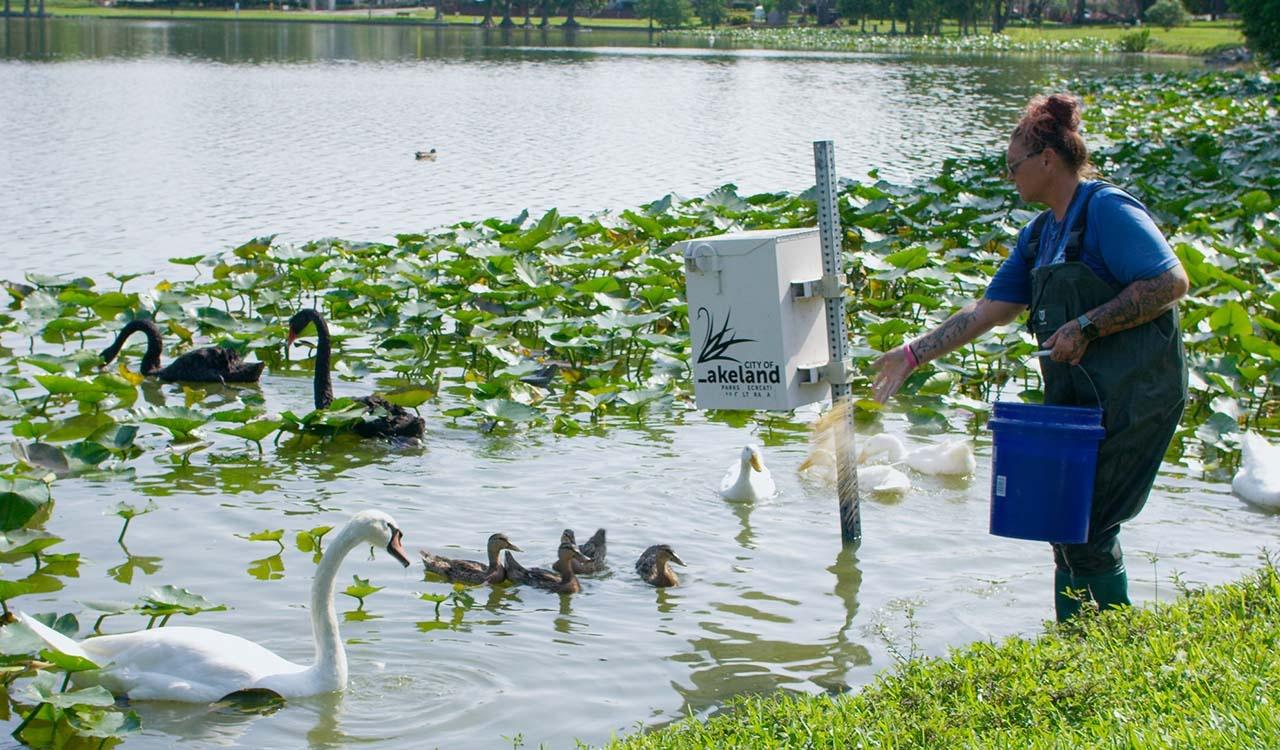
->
[1012, 93, 1093, 177]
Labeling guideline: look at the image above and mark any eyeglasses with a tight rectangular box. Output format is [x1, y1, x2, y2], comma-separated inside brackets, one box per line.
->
[1006, 149, 1043, 179]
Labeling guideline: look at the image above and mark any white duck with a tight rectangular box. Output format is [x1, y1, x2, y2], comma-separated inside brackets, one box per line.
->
[719, 445, 776, 501]
[16, 510, 410, 702]
[905, 437, 976, 477]
[859, 433, 906, 465]
[1232, 432, 1280, 511]
[857, 464, 912, 497]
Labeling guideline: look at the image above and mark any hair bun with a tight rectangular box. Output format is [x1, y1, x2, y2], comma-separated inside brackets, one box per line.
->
[1044, 94, 1081, 132]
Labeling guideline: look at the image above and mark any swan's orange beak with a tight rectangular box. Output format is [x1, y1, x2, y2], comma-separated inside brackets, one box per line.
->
[286, 331, 298, 346]
[387, 526, 410, 567]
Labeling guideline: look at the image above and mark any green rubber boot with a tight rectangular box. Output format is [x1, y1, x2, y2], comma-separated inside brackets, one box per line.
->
[1055, 567, 1131, 622]
[1079, 566, 1131, 612]
[1055, 568, 1083, 622]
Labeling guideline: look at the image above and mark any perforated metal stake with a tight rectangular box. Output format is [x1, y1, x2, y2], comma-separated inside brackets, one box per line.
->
[814, 140, 862, 546]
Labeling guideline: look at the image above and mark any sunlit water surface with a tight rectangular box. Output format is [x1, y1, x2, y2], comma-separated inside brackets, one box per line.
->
[1, 18, 1267, 750]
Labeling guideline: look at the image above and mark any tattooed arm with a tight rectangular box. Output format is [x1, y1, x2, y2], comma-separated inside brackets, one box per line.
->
[872, 297, 1025, 402]
[1043, 265, 1190, 365]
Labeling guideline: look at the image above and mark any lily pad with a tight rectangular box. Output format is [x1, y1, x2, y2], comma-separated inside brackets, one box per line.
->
[134, 405, 212, 439]
[138, 585, 227, 618]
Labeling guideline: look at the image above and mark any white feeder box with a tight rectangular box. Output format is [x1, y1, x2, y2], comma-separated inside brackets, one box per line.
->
[677, 227, 837, 412]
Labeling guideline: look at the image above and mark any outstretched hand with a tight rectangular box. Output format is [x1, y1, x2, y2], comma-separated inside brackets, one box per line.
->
[1042, 320, 1089, 365]
[871, 346, 914, 403]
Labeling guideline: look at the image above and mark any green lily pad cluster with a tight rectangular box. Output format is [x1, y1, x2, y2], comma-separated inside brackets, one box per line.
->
[668, 26, 1123, 54]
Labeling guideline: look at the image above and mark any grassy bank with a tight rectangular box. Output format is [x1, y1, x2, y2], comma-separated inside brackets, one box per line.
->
[1004, 19, 1244, 54]
[604, 558, 1280, 748]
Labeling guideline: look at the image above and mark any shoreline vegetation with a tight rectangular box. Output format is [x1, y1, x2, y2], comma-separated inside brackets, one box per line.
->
[1, 3, 1246, 56]
[601, 556, 1280, 748]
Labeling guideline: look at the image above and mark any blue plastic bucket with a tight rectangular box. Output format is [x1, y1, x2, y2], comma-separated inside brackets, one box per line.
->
[987, 401, 1106, 543]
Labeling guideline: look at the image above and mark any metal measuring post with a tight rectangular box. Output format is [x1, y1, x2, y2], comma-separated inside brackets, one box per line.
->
[813, 140, 862, 546]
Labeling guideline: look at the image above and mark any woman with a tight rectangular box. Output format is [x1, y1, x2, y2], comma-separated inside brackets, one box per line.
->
[872, 94, 1189, 622]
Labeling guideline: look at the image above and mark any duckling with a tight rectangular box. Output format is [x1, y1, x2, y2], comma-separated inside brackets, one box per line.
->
[504, 541, 591, 594]
[415, 148, 438, 161]
[636, 544, 685, 587]
[420, 533, 521, 585]
[719, 445, 776, 501]
[905, 438, 976, 476]
[556, 528, 607, 574]
[1232, 432, 1280, 511]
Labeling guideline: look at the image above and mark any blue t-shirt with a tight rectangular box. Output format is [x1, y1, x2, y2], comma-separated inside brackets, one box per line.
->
[985, 181, 1179, 306]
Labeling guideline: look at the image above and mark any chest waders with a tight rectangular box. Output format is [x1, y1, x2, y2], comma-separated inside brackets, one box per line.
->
[1024, 189, 1187, 621]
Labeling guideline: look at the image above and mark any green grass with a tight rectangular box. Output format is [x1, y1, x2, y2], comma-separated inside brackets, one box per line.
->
[605, 558, 1280, 749]
[1004, 21, 1244, 54]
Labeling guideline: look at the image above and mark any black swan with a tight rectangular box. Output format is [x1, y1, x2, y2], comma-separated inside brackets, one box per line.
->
[101, 319, 265, 384]
[285, 309, 425, 440]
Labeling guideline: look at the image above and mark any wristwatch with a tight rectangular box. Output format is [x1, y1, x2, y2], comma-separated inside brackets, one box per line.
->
[1076, 314, 1100, 341]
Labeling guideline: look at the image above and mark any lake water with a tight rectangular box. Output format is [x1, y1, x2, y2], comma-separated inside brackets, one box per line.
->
[2, 17, 1271, 750]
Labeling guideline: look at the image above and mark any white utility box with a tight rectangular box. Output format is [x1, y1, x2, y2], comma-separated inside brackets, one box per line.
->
[677, 227, 832, 411]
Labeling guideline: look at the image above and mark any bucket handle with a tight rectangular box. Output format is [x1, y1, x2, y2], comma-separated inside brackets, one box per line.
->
[1032, 350, 1103, 407]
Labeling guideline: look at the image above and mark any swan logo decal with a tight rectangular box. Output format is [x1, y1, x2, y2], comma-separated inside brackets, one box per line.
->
[696, 307, 753, 365]
[694, 306, 781, 387]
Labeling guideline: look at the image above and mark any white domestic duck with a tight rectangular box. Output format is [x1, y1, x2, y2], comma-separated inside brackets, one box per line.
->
[858, 464, 912, 497]
[905, 438, 976, 476]
[15, 510, 410, 702]
[719, 445, 776, 501]
[1232, 432, 1280, 511]
[859, 433, 906, 464]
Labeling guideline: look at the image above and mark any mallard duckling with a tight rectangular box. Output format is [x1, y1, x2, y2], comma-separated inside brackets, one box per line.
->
[420, 533, 521, 585]
[905, 438, 975, 476]
[504, 542, 590, 594]
[1233, 432, 1280, 511]
[415, 148, 438, 161]
[636, 544, 685, 587]
[556, 528, 606, 574]
[719, 445, 776, 501]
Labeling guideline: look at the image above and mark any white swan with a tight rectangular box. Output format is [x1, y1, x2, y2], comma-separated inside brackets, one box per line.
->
[720, 445, 776, 501]
[16, 510, 410, 702]
[1232, 432, 1280, 511]
[905, 438, 976, 476]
